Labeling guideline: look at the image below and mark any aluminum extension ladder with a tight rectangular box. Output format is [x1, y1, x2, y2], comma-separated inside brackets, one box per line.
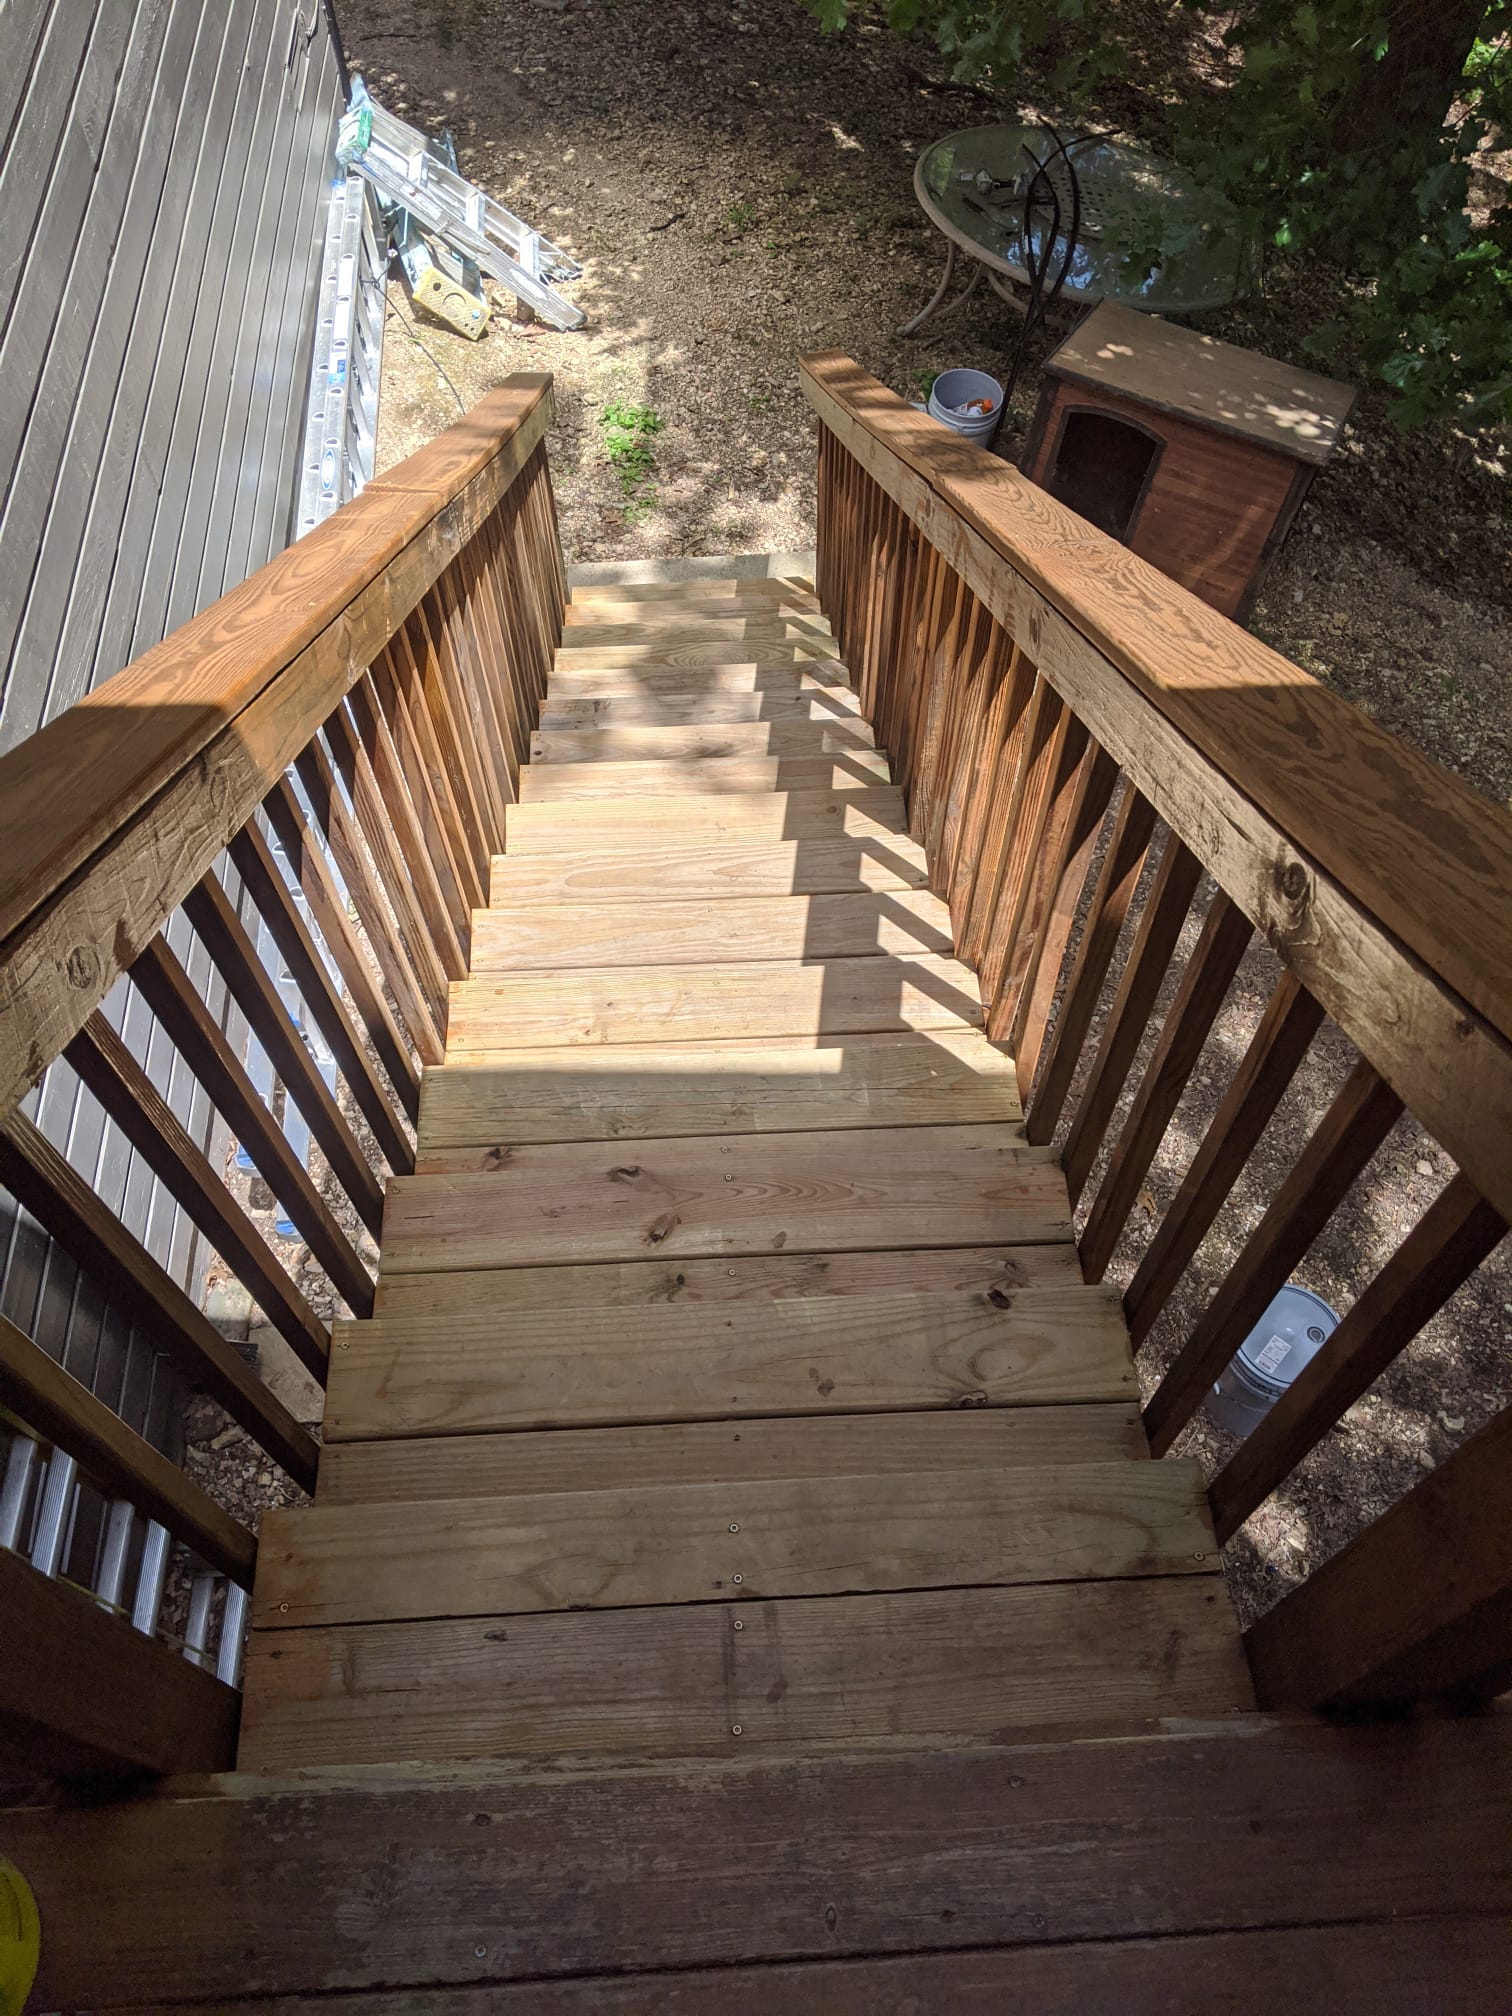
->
[296, 168, 387, 538]
[338, 76, 584, 330]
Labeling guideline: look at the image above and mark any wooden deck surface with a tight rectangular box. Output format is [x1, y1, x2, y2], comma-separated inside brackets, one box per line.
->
[240, 572, 1251, 1772]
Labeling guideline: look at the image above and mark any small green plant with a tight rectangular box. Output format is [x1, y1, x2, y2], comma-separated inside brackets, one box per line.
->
[724, 199, 757, 236]
[912, 367, 940, 403]
[601, 400, 664, 524]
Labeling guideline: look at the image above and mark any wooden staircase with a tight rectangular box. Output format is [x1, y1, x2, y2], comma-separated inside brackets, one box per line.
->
[238, 559, 1252, 1771]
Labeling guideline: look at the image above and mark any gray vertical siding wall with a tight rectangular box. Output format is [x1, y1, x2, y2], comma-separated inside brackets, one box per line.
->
[0, 2, 343, 1486]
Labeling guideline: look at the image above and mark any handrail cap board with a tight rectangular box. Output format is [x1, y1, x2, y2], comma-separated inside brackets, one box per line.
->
[799, 351, 1512, 1052]
[0, 377, 554, 950]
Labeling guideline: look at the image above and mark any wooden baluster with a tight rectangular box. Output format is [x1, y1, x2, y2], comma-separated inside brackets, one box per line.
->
[896, 543, 947, 815]
[1124, 970, 1324, 1348]
[371, 634, 487, 915]
[1026, 787, 1158, 1147]
[961, 671, 1055, 971]
[0, 1314, 257, 1583]
[1244, 1396, 1512, 1707]
[909, 566, 969, 853]
[470, 522, 534, 785]
[1211, 1176, 1506, 1544]
[932, 600, 999, 896]
[294, 732, 447, 1067]
[1078, 893, 1253, 1282]
[131, 934, 375, 1318]
[226, 820, 415, 1176]
[981, 703, 1088, 1024]
[407, 597, 504, 862]
[423, 577, 512, 835]
[322, 697, 463, 1004]
[65, 1011, 331, 1375]
[345, 673, 470, 963]
[0, 1112, 319, 1491]
[355, 658, 472, 945]
[949, 640, 1037, 954]
[1060, 835, 1203, 1207]
[262, 776, 421, 1123]
[1008, 743, 1121, 1084]
[1144, 1059, 1404, 1456]
[181, 872, 386, 1245]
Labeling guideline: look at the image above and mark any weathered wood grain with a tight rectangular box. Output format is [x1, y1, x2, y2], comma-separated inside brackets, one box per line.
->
[239, 1579, 1247, 1769]
[324, 1280, 1134, 1439]
[502, 787, 907, 851]
[316, 1401, 1144, 1501]
[417, 1027, 1018, 1151]
[538, 688, 869, 728]
[488, 836, 931, 901]
[530, 719, 879, 761]
[254, 1460, 1215, 1627]
[466, 891, 952, 971]
[445, 951, 983, 1051]
[379, 1124, 1069, 1273]
[17, 1718, 1512, 2004]
[519, 752, 891, 798]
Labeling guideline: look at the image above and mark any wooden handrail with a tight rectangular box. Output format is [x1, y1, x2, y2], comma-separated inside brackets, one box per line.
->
[0, 374, 555, 1122]
[801, 353, 1512, 1049]
[800, 352, 1512, 1233]
[803, 352, 1511, 1706]
[0, 377, 567, 1768]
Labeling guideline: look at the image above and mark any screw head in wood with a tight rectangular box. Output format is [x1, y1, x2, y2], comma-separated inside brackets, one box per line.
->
[475, 1944, 488, 1959]
[278, 1602, 289, 1613]
[731, 1725, 742, 1735]
[732, 1572, 743, 1584]
[729, 1521, 740, 1532]
[733, 1619, 744, 1630]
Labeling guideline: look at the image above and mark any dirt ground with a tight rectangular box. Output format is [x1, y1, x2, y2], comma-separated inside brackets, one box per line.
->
[289, 0, 1512, 1628]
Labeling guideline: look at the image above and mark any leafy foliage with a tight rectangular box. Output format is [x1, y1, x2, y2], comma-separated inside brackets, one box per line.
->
[809, 0, 1512, 423]
[600, 400, 665, 524]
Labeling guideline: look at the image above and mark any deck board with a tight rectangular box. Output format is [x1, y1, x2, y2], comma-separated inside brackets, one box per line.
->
[530, 721, 879, 761]
[378, 1124, 1071, 1273]
[315, 1404, 1146, 1502]
[323, 1281, 1134, 1440]
[253, 1460, 1217, 1629]
[519, 752, 891, 797]
[238, 1578, 1247, 1769]
[488, 837, 931, 900]
[466, 892, 952, 970]
[445, 952, 985, 1050]
[538, 690, 871, 728]
[416, 1028, 1019, 1150]
[502, 787, 907, 850]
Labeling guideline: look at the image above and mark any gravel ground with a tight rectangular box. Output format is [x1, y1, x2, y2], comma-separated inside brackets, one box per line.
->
[179, 0, 1510, 1637]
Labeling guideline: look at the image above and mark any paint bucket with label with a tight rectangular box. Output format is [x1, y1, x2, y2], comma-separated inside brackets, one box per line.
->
[1208, 1284, 1339, 1439]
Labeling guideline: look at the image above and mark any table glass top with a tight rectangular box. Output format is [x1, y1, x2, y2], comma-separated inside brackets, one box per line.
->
[917, 125, 1247, 314]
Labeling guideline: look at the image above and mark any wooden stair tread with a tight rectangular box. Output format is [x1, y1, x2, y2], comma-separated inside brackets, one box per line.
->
[446, 951, 984, 1050]
[253, 1459, 1217, 1629]
[552, 639, 843, 675]
[21, 1719, 1510, 2005]
[556, 616, 833, 651]
[488, 836, 931, 900]
[378, 1123, 1070, 1274]
[316, 1402, 1144, 1502]
[539, 691, 873, 727]
[468, 891, 953, 970]
[565, 575, 818, 611]
[370, 1244, 1081, 1317]
[519, 753, 890, 798]
[324, 1279, 1134, 1440]
[530, 719, 880, 761]
[416, 1027, 1019, 1149]
[502, 788, 908, 851]
[238, 1578, 1247, 1770]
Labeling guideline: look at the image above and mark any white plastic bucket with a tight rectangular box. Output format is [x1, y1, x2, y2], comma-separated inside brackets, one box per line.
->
[927, 368, 1004, 445]
[1208, 1284, 1339, 1439]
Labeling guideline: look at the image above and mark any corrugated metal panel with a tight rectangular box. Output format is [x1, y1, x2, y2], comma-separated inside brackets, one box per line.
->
[0, 2, 344, 1513]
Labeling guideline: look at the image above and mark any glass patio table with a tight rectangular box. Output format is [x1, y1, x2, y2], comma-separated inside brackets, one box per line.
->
[902, 124, 1248, 335]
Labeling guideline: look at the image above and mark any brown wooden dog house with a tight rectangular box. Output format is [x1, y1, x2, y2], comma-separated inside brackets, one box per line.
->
[1024, 301, 1355, 620]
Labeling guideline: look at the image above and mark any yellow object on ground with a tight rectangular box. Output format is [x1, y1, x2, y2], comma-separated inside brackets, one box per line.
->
[0, 1859, 39, 2016]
